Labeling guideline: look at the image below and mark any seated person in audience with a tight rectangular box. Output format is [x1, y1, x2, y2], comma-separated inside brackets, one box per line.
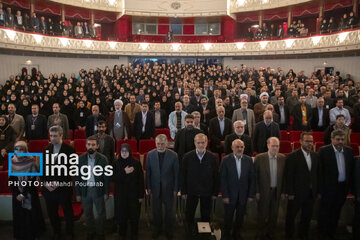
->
[324, 114, 351, 146]
[329, 98, 351, 126]
[174, 114, 203, 163]
[47, 103, 70, 139]
[92, 120, 115, 164]
[85, 105, 105, 137]
[25, 104, 48, 140]
[168, 101, 187, 139]
[208, 106, 233, 155]
[14, 10, 25, 31]
[133, 101, 155, 141]
[106, 99, 131, 140]
[253, 110, 280, 153]
[151, 100, 167, 129]
[224, 120, 252, 156]
[311, 97, 330, 132]
[0, 115, 16, 165]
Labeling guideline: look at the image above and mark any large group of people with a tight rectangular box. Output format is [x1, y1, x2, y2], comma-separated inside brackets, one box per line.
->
[0, 4, 97, 38]
[1, 62, 360, 240]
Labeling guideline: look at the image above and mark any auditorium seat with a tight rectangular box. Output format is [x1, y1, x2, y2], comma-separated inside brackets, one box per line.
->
[133, 152, 141, 161]
[68, 129, 74, 140]
[293, 142, 301, 151]
[350, 133, 360, 144]
[116, 139, 138, 155]
[73, 139, 87, 154]
[63, 139, 71, 145]
[289, 131, 302, 142]
[74, 129, 87, 139]
[315, 142, 324, 152]
[138, 139, 156, 154]
[279, 141, 292, 154]
[28, 140, 49, 153]
[143, 152, 148, 170]
[0, 171, 11, 194]
[350, 143, 359, 156]
[280, 130, 288, 141]
[155, 128, 172, 141]
[312, 131, 324, 143]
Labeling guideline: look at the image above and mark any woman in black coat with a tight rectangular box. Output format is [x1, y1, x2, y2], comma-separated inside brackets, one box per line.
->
[0, 115, 16, 165]
[10, 141, 46, 239]
[112, 144, 144, 240]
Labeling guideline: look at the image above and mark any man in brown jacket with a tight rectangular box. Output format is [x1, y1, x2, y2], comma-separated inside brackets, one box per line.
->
[254, 92, 269, 122]
[254, 137, 286, 240]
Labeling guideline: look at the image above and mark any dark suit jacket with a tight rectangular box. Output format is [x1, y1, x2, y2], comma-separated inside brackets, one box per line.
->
[93, 133, 115, 164]
[151, 109, 167, 128]
[220, 153, 255, 205]
[25, 114, 48, 140]
[318, 144, 353, 194]
[253, 121, 280, 153]
[285, 149, 320, 200]
[274, 104, 290, 125]
[208, 117, 233, 153]
[146, 149, 179, 201]
[190, 96, 202, 108]
[224, 133, 252, 156]
[292, 103, 313, 131]
[133, 111, 155, 140]
[85, 114, 105, 137]
[181, 150, 219, 197]
[42, 143, 76, 193]
[174, 126, 203, 161]
[354, 157, 360, 198]
[75, 152, 110, 197]
[311, 107, 330, 131]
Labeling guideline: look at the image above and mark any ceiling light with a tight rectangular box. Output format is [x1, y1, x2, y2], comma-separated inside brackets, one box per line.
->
[32, 34, 43, 43]
[25, 60, 32, 65]
[236, 0, 246, 6]
[259, 41, 268, 49]
[338, 32, 349, 43]
[108, 42, 117, 49]
[262, 0, 269, 3]
[108, 0, 116, 5]
[59, 38, 69, 46]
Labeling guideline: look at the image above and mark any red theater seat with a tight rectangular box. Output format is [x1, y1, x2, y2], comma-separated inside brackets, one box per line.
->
[293, 142, 301, 151]
[289, 131, 302, 142]
[155, 128, 171, 141]
[138, 139, 156, 154]
[280, 130, 288, 141]
[279, 141, 292, 154]
[350, 143, 359, 156]
[63, 139, 71, 145]
[116, 139, 138, 155]
[0, 171, 11, 194]
[28, 140, 49, 153]
[74, 129, 86, 139]
[350, 133, 360, 145]
[143, 152, 148, 170]
[315, 142, 324, 152]
[312, 132, 324, 143]
[73, 139, 87, 154]
[133, 152, 141, 161]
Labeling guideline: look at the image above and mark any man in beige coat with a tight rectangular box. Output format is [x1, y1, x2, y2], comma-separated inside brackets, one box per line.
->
[7, 103, 25, 140]
[232, 98, 255, 137]
[254, 137, 286, 240]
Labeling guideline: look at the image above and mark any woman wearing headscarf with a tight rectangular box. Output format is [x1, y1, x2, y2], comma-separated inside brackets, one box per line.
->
[9, 141, 46, 239]
[112, 144, 144, 240]
[0, 115, 16, 165]
[17, 99, 32, 119]
[61, 98, 76, 130]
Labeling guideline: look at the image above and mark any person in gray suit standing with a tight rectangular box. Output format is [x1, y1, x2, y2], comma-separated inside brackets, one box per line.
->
[220, 139, 255, 240]
[146, 134, 179, 240]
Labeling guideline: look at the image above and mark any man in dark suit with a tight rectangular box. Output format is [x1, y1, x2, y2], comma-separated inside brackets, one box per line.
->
[146, 134, 179, 240]
[253, 110, 280, 153]
[25, 104, 48, 140]
[181, 134, 219, 236]
[224, 120, 252, 156]
[133, 101, 155, 140]
[255, 137, 286, 240]
[75, 135, 110, 240]
[220, 139, 255, 240]
[292, 94, 313, 131]
[318, 129, 354, 239]
[311, 97, 330, 131]
[42, 126, 76, 240]
[174, 114, 203, 163]
[208, 106, 233, 155]
[285, 132, 320, 240]
[354, 157, 360, 240]
[85, 105, 105, 137]
[152, 101, 167, 129]
[202, 81, 214, 99]
[92, 120, 115, 164]
[274, 96, 290, 130]
[190, 88, 203, 108]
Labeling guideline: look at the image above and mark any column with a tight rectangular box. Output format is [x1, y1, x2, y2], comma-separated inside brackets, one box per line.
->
[30, 0, 34, 14]
[61, 5, 65, 22]
[317, 0, 324, 33]
[287, 7, 292, 26]
[90, 10, 94, 25]
[353, 0, 358, 16]
[259, 11, 263, 27]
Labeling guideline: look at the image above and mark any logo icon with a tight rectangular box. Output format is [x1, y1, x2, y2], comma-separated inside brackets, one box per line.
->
[8, 151, 43, 176]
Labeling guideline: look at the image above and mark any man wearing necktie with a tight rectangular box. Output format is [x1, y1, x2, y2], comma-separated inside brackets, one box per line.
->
[284, 132, 320, 240]
[220, 139, 255, 240]
[318, 129, 354, 239]
[133, 102, 155, 141]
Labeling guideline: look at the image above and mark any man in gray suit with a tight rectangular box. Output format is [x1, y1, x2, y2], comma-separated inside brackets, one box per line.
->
[220, 139, 255, 240]
[232, 98, 255, 137]
[146, 134, 179, 240]
[47, 103, 69, 139]
[254, 137, 286, 240]
[7, 103, 25, 140]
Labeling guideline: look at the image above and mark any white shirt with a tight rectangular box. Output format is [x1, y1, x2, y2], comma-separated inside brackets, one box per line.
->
[234, 154, 242, 179]
[87, 154, 96, 187]
[332, 145, 346, 182]
[301, 148, 312, 171]
[196, 149, 205, 163]
[141, 111, 147, 133]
